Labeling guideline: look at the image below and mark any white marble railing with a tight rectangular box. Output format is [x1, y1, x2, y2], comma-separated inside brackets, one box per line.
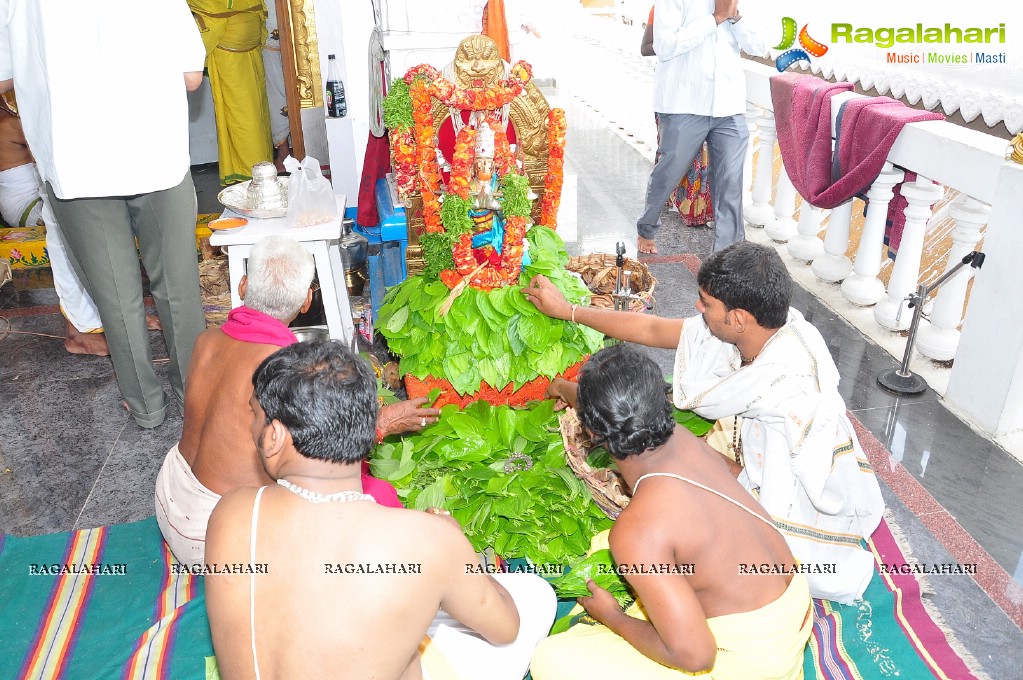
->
[741, 59, 1023, 442]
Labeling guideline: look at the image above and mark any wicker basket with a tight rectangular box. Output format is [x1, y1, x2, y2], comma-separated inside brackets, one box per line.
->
[566, 253, 656, 313]
[559, 408, 630, 519]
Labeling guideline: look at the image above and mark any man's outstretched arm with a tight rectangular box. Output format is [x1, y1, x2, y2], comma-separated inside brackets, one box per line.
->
[522, 274, 685, 349]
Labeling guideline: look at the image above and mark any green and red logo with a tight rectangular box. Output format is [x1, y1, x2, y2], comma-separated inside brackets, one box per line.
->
[775, 17, 829, 71]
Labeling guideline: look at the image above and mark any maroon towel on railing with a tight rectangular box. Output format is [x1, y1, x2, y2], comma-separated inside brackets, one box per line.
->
[772, 74, 945, 214]
[771, 73, 854, 207]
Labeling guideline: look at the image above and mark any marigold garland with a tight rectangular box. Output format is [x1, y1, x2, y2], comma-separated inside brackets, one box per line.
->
[540, 107, 567, 228]
[448, 126, 476, 200]
[389, 127, 417, 199]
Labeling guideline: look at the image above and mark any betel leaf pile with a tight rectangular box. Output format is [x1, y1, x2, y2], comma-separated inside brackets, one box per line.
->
[377, 226, 604, 395]
[369, 400, 614, 565]
[550, 548, 633, 606]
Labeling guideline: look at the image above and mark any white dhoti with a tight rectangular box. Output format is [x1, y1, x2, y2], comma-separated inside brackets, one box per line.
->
[422, 572, 557, 680]
[0, 162, 102, 331]
[0, 162, 43, 226]
[154, 443, 222, 568]
[674, 309, 885, 604]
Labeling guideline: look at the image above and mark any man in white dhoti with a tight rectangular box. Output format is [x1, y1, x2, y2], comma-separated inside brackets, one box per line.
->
[262, 0, 291, 170]
[0, 95, 107, 355]
[524, 241, 884, 604]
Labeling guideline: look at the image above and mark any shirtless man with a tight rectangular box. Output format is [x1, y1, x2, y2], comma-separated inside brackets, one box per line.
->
[531, 344, 812, 679]
[156, 235, 440, 566]
[205, 340, 556, 680]
[0, 96, 108, 355]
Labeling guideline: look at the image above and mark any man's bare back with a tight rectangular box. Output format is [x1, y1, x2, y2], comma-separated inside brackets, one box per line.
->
[205, 486, 519, 680]
[0, 112, 33, 172]
[612, 427, 796, 619]
[179, 329, 281, 494]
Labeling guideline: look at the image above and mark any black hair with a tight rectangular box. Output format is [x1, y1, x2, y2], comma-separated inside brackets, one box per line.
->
[576, 344, 674, 460]
[696, 242, 791, 329]
[252, 340, 379, 464]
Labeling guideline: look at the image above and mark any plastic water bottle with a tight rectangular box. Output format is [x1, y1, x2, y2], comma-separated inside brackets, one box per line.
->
[326, 54, 347, 118]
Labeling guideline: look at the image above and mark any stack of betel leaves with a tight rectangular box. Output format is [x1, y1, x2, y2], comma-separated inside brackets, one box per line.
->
[370, 399, 614, 564]
[377, 226, 604, 396]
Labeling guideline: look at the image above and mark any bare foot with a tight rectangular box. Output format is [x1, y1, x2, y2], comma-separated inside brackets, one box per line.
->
[146, 314, 162, 331]
[64, 319, 110, 356]
[637, 237, 658, 255]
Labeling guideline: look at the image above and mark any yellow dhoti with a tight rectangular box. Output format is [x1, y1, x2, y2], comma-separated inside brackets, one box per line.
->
[531, 532, 813, 679]
[190, 0, 273, 185]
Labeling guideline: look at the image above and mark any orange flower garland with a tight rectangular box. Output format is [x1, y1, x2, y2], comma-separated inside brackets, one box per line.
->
[540, 107, 567, 228]
[448, 126, 476, 200]
[409, 78, 443, 233]
[404, 62, 533, 113]
[389, 127, 417, 199]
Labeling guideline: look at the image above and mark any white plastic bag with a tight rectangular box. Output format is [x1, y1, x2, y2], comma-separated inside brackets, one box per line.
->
[283, 156, 338, 228]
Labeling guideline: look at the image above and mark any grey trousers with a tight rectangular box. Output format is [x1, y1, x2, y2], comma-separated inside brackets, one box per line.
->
[637, 113, 748, 251]
[46, 173, 205, 428]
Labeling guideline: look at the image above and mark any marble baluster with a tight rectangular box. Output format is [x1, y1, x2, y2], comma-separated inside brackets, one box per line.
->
[743, 110, 775, 227]
[787, 202, 825, 262]
[874, 175, 945, 330]
[765, 167, 798, 242]
[811, 200, 853, 282]
[917, 197, 990, 361]
[841, 163, 905, 305]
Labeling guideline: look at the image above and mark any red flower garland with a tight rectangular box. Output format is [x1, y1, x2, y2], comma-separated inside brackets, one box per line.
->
[389, 127, 417, 200]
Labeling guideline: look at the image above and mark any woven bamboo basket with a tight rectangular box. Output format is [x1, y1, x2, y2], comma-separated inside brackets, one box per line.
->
[565, 253, 656, 312]
[559, 408, 630, 519]
[198, 256, 232, 327]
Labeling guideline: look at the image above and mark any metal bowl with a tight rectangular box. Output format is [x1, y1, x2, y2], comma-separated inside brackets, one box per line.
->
[217, 176, 290, 219]
[291, 325, 330, 343]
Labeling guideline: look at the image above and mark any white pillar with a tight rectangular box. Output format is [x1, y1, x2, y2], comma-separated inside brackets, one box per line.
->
[811, 200, 853, 282]
[946, 162, 1023, 437]
[841, 163, 905, 306]
[873, 175, 944, 330]
[743, 103, 759, 206]
[916, 197, 989, 361]
[787, 202, 825, 262]
[765, 168, 798, 242]
[744, 110, 775, 227]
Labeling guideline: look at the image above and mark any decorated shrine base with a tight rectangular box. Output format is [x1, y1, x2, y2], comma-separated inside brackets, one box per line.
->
[405, 360, 585, 409]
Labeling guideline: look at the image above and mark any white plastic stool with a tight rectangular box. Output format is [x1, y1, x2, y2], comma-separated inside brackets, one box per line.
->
[209, 194, 356, 347]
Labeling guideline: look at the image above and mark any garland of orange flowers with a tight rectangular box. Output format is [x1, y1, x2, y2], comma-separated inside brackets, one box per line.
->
[389, 127, 417, 199]
[448, 126, 476, 200]
[409, 78, 443, 233]
[539, 107, 567, 228]
[404, 62, 533, 112]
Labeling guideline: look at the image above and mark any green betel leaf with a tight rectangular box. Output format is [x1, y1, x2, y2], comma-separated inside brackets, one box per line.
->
[385, 305, 410, 334]
[673, 406, 715, 437]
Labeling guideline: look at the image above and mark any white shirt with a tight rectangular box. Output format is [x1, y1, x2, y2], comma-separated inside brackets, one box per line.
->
[0, 0, 205, 199]
[652, 0, 767, 117]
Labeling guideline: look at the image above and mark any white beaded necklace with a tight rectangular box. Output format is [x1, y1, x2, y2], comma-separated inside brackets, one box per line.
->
[277, 479, 376, 504]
